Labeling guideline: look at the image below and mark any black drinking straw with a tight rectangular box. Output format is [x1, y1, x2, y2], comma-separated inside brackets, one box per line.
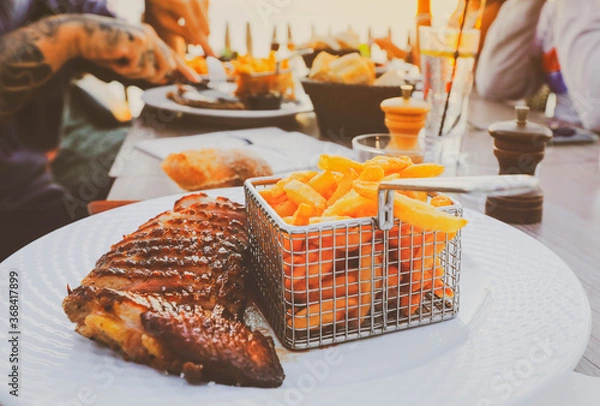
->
[438, 0, 471, 137]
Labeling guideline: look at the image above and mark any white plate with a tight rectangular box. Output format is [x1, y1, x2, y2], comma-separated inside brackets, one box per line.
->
[142, 85, 313, 119]
[0, 189, 590, 406]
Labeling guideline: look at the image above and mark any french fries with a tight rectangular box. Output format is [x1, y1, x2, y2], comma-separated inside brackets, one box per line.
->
[398, 163, 445, 178]
[283, 179, 327, 215]
[327, 169, 359, 205]
[256, 153, 466, 331]
[430, 194, 454, 207]
[318, 154, 365, 173]
[310, 272, 359, 303]
[353, 181, 466, 233]
[392, 194, 466, 233]
[366, 155, 412, 174]
[322, 190, 378, 218]
[358, 164, 385, 182]
[232, 52, 295, 101]
[287, 297, 359, 330]
[274, 200, 298, 217]
[307, 171, 341, 200]
[290, 203, 314, 226]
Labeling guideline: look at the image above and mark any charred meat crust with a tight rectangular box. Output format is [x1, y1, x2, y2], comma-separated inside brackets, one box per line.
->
[62, 193, 285, 387]
[63, 286, 284, 388]
[141, 308, 285, 387]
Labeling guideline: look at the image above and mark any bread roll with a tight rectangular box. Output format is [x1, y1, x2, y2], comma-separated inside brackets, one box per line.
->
[162, 149, 273, 191]
[327, 53, 375, 85]
[309, 52, 375, 85]
[309, 52, 338, 81]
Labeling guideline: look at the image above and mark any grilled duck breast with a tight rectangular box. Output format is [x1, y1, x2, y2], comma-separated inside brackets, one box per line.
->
[62, 193, 284, 387]
[63, 286, 284, 387]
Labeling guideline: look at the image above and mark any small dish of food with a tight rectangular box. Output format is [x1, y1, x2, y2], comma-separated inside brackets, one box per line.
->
[232, 53, 296, 110]
[143, 84, 313, 119]
[146, 52, 311, 118]
[184, 54, 235, 81]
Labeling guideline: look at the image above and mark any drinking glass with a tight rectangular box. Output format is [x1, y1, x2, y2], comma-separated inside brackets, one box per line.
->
[352, 133, 442, 163]
[420, 25, 480, 173]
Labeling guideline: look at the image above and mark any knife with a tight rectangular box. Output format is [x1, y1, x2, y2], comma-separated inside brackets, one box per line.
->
[379, 175, 542, 197]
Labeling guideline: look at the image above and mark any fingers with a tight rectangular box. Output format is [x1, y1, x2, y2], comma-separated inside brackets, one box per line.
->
[148, 21, 200, 83]
[145, 0, 214, 56]
[151, 9, 214, 57]
[154, 11, 188, 44]
[192, 0, 211, 37]
[197, 33, 215, 57]
[124, 49, 156, 81]
[172, 51, 201, 83]
[172, 1, 203, 46]
[189, 0, 213, 55]
[86, 17, 202, 83]
[153, 40, 176, 84]
[167, 0, 213, 54]
[143, 27, 190, 84]
[131, 25, 159, 81]
[105, 26, 172, 84]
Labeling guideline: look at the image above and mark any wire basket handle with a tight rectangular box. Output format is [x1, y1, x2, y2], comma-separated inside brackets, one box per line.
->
[377, 174, 541, 230]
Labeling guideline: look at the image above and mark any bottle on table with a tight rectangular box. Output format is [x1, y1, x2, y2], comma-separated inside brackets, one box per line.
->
[246, 22, 253, 56]
[220, 21, 235, 60]
[410, 0, 432, 67]
[286, 23, 295, 52]
[270, 25, 280, 52]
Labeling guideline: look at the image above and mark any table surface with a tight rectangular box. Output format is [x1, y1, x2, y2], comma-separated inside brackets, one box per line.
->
[107, 94, 600, 377]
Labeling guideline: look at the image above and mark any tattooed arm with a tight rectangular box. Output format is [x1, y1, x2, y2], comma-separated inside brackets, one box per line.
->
[0, 15, 77, 118]
[0, 14, 198, 120]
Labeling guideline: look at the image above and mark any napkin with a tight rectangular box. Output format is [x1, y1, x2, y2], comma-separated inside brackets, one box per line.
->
[135, 127, 355, 175]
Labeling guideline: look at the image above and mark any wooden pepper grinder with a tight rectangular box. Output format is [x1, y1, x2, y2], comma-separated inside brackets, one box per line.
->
[485, 106, 553, 224]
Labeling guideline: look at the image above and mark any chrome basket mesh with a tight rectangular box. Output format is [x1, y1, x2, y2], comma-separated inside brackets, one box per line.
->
[245, 177, 462, 350]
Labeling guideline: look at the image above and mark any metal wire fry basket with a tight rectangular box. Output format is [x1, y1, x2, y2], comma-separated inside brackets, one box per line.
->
[244, 177, 463, 350]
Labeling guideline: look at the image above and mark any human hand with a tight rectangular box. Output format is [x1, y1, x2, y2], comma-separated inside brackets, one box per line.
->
[75, 15, 200, 84]
[145, 0, 214, 56]
[373, 36, 408, 61]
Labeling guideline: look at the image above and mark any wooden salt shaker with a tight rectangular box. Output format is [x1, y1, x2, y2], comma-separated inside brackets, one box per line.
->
[380, 85, 430, 150]
[485, 106, 553, 224]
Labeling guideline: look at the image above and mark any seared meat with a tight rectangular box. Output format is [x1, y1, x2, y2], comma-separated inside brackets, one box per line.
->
[63, 286, 284, 388]
[62, 193, 285, 387]
[167, 84, 246, 110]
[82, 195, 248, 318]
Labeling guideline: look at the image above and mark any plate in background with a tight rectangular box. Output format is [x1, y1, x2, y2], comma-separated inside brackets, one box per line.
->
[142, 85, 313, 120]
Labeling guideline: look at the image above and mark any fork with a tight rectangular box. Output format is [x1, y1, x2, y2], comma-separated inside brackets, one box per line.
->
[206, 56, 228, 91]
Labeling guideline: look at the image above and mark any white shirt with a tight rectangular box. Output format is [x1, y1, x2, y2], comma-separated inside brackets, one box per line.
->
[476, 0, 600, 131]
